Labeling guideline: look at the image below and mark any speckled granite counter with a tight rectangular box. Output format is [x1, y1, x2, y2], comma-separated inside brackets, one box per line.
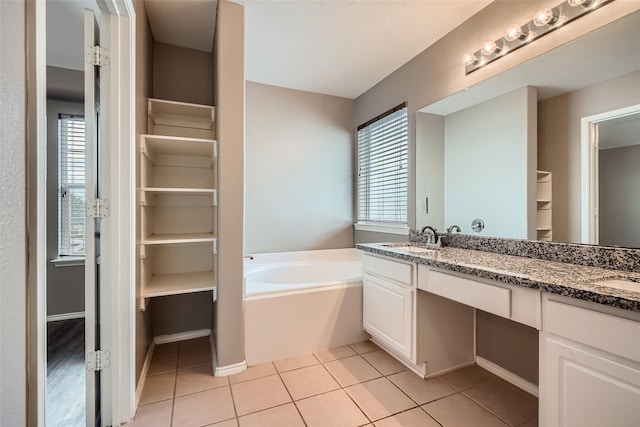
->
[357, 242, 640, 312]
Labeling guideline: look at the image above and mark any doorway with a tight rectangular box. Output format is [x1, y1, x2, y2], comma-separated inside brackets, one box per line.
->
[581, 104, 640, 247]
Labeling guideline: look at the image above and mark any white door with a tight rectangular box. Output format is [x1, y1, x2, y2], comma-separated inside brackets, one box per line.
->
[541, 335, 640, 427]
[84, 9, 109, 426]
[363, 274, 414, 359]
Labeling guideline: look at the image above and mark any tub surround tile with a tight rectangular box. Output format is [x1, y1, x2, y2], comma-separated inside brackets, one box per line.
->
[345, 377, 416, 421]
[358, 237, 640, 312]
[175, 364, 229, 397]
[463, 378, 538, 426]
[324, 355, 383, 387]
[280, 364, 340, 400]
[350, 341, 380, 355]
[229, 362, 277, 384]
[172, 387, 236, 427]
[274, 353, 319, 373]
[423, 393, 509, 427]
[387, 371, 457, 405]
[230, 374, 292, 416]
[314, 345, 357, 363]
[296, 389, 369, 427]
[237, 403, 305, 427]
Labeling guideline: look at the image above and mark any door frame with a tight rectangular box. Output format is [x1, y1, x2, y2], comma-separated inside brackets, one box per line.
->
[580, 103, 640, 245]
[27, 0, 136, 425]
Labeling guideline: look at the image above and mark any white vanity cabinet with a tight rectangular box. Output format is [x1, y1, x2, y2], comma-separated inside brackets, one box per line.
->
[362, 254, 416, 360]
[540, 295, 640, 427]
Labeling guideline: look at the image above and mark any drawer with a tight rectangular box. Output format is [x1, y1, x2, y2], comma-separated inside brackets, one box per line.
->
[363, 254, 414, 285]
[544, 298, 640, 362]
[420, 267, 511, 318]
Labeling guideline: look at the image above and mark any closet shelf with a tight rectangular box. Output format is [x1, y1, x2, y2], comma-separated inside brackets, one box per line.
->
[140, 188, 217, 207]
[141, 134, 217, 159]
[142, 233, 217, 245]
[140, 271, 216, 310]
[148, 98, 215, 131]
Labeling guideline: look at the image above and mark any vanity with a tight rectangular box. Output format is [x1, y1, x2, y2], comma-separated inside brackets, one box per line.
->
[357, 238, 640, 426]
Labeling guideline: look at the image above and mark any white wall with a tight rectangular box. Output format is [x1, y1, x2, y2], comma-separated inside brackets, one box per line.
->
[415, 112, 444, 231]
[245, 82, 355, 254]
[0, 0, 27, 423]
[444, 87, 537, 239]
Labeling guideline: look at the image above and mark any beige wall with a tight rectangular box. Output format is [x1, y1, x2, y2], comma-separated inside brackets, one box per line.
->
[415, 112, 444, 231]
[0, 0, 27, 423]
[153, 42, 213, 106]
[214, 0, 246, 368]
[134, 0, 154, 384]
[598, 144, 640, 247]
[538, 70, 640, 243]
[245, 82, 355, 254]
[46, 100, 85, 316]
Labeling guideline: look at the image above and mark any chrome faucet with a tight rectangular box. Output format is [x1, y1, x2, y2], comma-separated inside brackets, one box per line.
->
[446, 225, 461, 234]
[420, 226, 438, 244]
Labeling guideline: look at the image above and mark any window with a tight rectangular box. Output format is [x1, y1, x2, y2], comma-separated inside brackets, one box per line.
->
[58, 114, 86, 257]
[357, 103, 408, 226]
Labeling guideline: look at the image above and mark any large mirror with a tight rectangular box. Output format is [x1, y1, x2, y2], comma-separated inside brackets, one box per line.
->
[415, 9, 640, 248]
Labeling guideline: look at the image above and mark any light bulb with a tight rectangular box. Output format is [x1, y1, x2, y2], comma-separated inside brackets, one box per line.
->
[505, 24, 526, 41]
[480, 40, 501, 56]
[533, 8, 557, 27]
[462, 52, 478, 67]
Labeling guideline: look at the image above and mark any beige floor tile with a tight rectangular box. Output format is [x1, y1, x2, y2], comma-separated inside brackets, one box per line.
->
[179, 336, 211, 350]
[139, 371, 176, 406]
[350, 341, 380, 355]
[387, 371, 457, 405]
[205, 419, 238, 427]
[519, 418, 538, 427]
[345, 377, 416, 421]
[314, 345, 357, 363]
[464, 378, 538, 426]
[373, 407, 441, 427]
[439, 364, 495, 391]
[175, 365, 229, 397]
[280, 364, 340, 400]
[361, 350, 406, 376]
[423, 393, 509, 427]
[296, 389, 369, 427]
[127, 399, 173, 427]
[178, 346, 212, 370]
[172, 387, 236, 427]
[238, 403, 305, 427]
[154, 342, 179, 353]
[148, 351, 178, 376]
[324, 355, 382, 387]
[274, 353, 319, 373]
[229, 362, 276, 384]
[231, 374, 292, 416]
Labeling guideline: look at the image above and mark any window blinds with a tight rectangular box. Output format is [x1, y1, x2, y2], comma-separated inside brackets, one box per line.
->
[58, 114, 86, 256]
[357, 105, 408, 224]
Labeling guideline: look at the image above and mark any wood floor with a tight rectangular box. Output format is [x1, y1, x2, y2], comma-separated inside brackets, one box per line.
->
[47, 318, 85, 427]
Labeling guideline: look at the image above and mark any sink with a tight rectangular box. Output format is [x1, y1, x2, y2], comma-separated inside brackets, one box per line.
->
[387, 245, 437, 254]
[594, 279, 640, 292]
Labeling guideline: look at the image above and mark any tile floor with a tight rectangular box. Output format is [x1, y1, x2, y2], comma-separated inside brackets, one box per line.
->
[127, 338, 538, 427]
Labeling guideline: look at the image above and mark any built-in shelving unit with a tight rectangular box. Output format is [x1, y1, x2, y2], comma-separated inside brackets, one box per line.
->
[537, 171, 552, 241]
[139, 99, 217, 310]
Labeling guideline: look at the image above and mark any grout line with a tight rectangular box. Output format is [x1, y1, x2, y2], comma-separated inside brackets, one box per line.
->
[275, 367, 309, 427]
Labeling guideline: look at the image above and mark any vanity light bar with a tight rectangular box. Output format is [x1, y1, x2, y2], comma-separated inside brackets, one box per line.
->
[463, 0, 614, 75]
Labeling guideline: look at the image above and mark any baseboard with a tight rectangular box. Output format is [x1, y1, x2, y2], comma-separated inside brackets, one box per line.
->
[424, 360, 476, 378]
[475, 355, 539, 397]
[135, 340, 155, 408]
[47, 311, 85, 322]
[215, 360, 247, 377]
[154, 328, 211, 345]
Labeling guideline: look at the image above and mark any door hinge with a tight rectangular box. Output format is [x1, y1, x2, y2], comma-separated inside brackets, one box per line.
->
[86, 350, 110, 372]
[86, 45, 110, 67]
[87, 198, 110, 218]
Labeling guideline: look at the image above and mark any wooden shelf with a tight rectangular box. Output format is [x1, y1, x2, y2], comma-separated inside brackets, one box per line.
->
[140, 271, 216, 310]
[148, 99, 215, 139]
[141, 134, 216, 161]
[140, 188, 217, 206]
[142, 232, 216, 245]
[537, 170, 552, 241]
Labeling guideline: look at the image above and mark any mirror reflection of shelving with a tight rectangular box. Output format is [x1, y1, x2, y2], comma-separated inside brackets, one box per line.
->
[537, 171, 552, 241]
[139, 99, 217, 310]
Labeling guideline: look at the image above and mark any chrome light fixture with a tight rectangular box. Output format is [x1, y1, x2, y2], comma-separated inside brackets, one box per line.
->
[463, 0, 614, 75]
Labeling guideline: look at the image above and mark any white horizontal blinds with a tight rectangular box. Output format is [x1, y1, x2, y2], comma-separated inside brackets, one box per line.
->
[58, 114, 86, 256]
[357, 104, 408, 224]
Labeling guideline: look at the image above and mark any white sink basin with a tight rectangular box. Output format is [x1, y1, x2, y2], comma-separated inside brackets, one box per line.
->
[392, 245, 437, 254]
[595, 279, 640, 292]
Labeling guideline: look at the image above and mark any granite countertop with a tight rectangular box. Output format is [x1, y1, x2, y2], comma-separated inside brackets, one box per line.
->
[357, 242, 640, 312]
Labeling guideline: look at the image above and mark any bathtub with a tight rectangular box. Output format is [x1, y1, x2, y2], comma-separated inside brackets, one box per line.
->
[244, 248, 369, 365]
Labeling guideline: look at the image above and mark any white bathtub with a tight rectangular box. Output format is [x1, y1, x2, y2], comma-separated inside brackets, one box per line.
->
[244, 248, 369, 365]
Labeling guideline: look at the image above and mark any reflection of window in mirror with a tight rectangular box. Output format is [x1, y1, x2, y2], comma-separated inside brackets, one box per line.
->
[597, 111, 640, 248]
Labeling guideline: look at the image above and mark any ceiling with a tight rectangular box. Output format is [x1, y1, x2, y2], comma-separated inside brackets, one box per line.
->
[144, 0, 492, 99]
[599, 113, 640, 150]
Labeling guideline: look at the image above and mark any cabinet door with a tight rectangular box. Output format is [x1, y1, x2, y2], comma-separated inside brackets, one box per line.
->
[363, 274, 414, 359]
[541, 334, 640, 427]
